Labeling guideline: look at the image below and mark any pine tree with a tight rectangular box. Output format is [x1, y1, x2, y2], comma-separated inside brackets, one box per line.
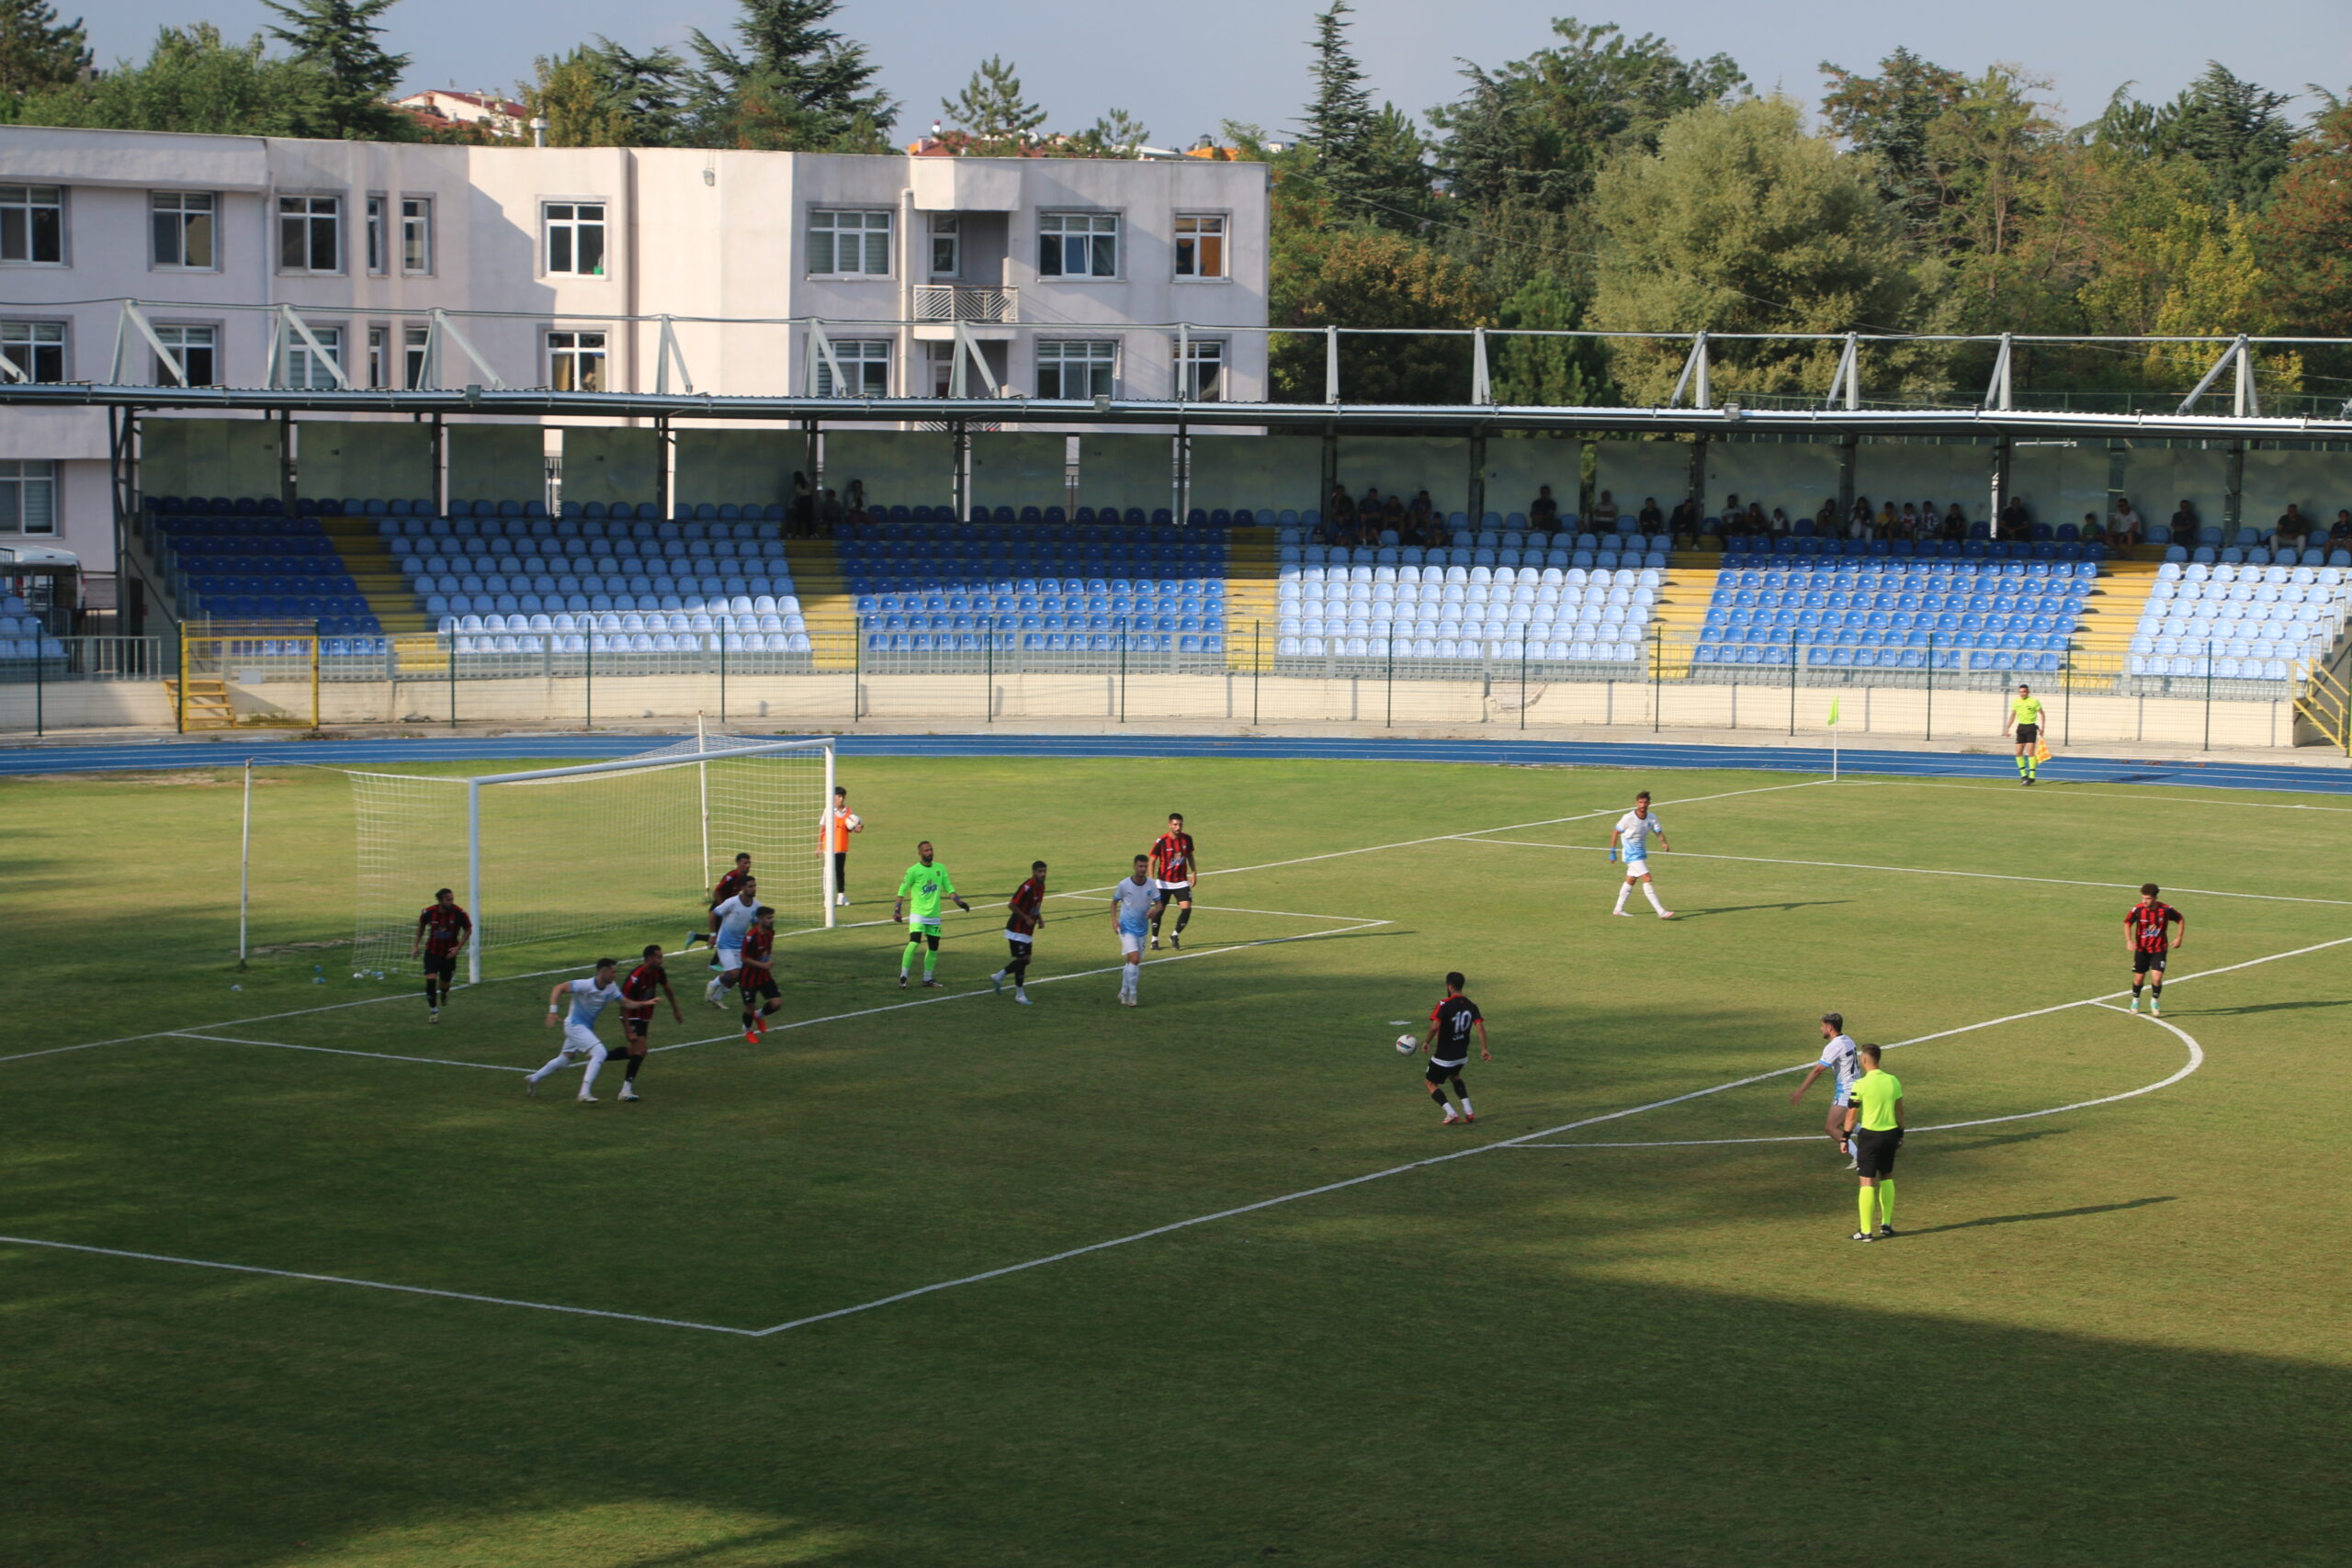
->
[1299, 1, 1430, 227]
[0, 0, 88, 100]
[943, 56, 1045, 151]
[262, 0, 410, 139]
[684, 0, 896, 150]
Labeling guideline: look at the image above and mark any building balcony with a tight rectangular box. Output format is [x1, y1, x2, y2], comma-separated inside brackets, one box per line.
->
[915, 285, 1018, 323]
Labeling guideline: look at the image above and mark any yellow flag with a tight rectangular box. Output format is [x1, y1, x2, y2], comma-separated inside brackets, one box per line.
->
[1826, 697, 1840, 728]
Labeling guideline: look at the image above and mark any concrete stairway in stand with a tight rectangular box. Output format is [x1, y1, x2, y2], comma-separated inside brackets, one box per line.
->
[783, 540, 856, 669]
[1221, 526, 1279, 666]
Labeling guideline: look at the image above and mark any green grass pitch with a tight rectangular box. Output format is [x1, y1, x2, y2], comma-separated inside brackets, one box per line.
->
[5, 755, 2349, 1567]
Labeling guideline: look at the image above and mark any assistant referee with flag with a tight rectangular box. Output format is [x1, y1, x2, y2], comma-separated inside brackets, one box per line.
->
[1843, 1043, 1905, 1241]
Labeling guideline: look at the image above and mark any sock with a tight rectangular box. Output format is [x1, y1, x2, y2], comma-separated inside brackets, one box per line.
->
[1174, 908, 1192, 934]
[527, 1055, 564, 1084]
[1150, 910, 1163, 935]
[1643, 882, 1668, 915]
[1859, 1186, 1876, 1232]
[1877, 1179, 1896, 1228]
[742, 1009, 755, 1030]
[579, 1045, 606, 1093]
[623, 1055, 642, 1082]
[2132, 981, 2143, 998]
[901, 941, 921, 974]
[1613, 883, 1632, 913]
[2016, 754, 2029, 774]
[923, 949, 937, 979]
[424, 981, 437, 1007]
[1430, 1086, 1450, 1108]
[2150, 983, 2162, 1004]
[2026, 757, 2038, 778]
[1458, 1097, 1473, 1117]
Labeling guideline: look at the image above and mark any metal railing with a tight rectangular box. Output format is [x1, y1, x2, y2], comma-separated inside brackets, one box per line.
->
[913, 286, 1019, 323]
[0, 636, 166, 682]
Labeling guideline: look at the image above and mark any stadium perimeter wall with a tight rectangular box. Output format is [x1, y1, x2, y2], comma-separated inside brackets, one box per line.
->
[1, 672, 2301, 750]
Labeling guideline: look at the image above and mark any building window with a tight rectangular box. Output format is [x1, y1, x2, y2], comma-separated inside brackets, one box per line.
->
[152, 191, 217, 270]
[368, 326, 390, 388]
[1036, 340, 1115, 400]
[0, 321, 66, 383]
[1177, 337, 1226, 401]
[548, 330, 607, 391]
[403, 325, 431, 389]
[1038, 211, 1118, 278]
[153, 324, 217, 387]
[365, 195, 387, 275]
[809, 209, 892, 276]
[1174, 214, 1226, 278]
[284, 324, 343, 389]
[278, 195, 340, 274]
[929, 214, 960, 277]
[0, 460, 58, 535]
[401, 197, 432, 274]
[0, 185, 63, 265]
[814, 338, 890, 397]
[544, 202, 606, 276]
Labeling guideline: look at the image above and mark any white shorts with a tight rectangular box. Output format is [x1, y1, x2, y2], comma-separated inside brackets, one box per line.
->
[1003, 929, 1034, 945]
[1153, 878, 1193, 897]
[1623, 855, 1650, 876]
[715, 942, 743, 971]
[561, 1021, 605, 1056]
[1118, 928, 1146, 956]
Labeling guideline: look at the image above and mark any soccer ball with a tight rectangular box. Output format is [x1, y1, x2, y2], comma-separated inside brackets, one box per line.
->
[1395, 1033, 1419, 1055]
[845, 813, 863, 830]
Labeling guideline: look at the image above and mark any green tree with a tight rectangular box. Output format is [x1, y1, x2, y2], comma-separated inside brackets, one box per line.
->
[1817, 47, 1966, 242]
[685, 0, 895, 150]
[2, 22, 334, 136]
[1492, 269, 1608, 405]
[1061, 107, 1148, 157]
[1269, 229, 1496, 403]
[1589, 96, 1917, 404]
[262, 0, 411, 140]
[590, 37, 688, 146]
[524, 46, 629, 148]
[942, 55, 1045, 151]
[1430, 18, 1746, 213]
[2098, 63, 2296, 212]
[2255, 104, 2352, 336]
[0, 0, 87, 100]
[1298, 1, 1430, 227]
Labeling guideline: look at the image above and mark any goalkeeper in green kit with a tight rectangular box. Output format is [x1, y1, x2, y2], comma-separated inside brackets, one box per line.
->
[893, 840, 971, 988]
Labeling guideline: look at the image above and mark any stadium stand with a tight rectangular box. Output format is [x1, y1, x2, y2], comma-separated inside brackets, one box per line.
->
[0, 592, 65, 662]
[2128, 558, 2352, 681]
[142, 496, 382, 648]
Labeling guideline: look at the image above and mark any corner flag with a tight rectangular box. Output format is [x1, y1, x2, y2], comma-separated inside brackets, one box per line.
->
[1826, 697, 1840, 728]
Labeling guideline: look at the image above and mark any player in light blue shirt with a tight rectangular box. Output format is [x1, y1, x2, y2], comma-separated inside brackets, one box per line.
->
[1609, 790, 1675, 919]
[1789, 1011, 1863, 1167]
[703, 880, 760, 1007]
[526, 957, 626, 1104]
[1111, 853, 1157, 1007]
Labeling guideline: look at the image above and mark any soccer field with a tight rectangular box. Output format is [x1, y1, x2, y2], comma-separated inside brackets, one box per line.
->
[6, 752, 2349, 1567]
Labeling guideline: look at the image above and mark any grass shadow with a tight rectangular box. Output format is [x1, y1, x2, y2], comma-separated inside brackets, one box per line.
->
[1899, 1195, 2178, 1237]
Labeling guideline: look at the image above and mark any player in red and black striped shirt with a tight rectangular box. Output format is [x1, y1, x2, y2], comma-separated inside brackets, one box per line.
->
[615, 943, 683, 1101]
[2125, 883, 2187, 1016]
[740, 908, 782, 1042]
[685, 852, 754, 954]
[408, 887, 472, 1023]
[989, 861, 1048, 1005]
[1148, 814, 1200, 950]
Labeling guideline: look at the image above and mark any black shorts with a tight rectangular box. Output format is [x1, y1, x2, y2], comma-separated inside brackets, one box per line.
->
[1425, 1057, 1466, 1085]
[1854, 1127, 1902, 1179]
[2133, 949, 2168, 975]
[623, 1012, 651, 1042]
[1157, 882, 1193, 903]
[2015, 723, 2040, 746]
[741, 976, 780, 1003]
[423, 953, 456, 980]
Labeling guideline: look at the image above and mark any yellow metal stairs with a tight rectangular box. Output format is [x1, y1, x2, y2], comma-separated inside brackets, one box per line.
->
[784, 540, 858, 670]
[1222, 526, 1280, 667]
[1650, 552, 1723, 677]
[164, 676, 237, 730]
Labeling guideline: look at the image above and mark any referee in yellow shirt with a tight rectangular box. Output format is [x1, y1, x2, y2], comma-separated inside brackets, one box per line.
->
[2003, 682, 2045, 785]
[1842, 1043, 1905, 1241]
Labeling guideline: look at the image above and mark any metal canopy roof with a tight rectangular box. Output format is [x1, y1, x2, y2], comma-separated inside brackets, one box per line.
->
[5, 382, 2348, 443]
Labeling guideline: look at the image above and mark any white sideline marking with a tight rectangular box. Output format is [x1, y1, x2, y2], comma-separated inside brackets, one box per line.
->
[1870, 781, 2352, 813]
[167, 1032, 527, 1073]
[0, 1235, 758, 1337]
[1516, 1004, 2206, 1146]
[741, 932, 2347, 1336]
[1454, 838, 2352, 908]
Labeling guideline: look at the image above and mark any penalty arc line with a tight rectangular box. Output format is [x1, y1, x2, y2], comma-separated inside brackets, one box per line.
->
[1515, 1004, 2205, 1147]
[1453, 838, 2352, 908]
[744, 932, 2349, 1337]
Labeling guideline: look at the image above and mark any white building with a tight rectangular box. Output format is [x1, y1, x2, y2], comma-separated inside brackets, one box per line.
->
[0, 124, 1272, 573]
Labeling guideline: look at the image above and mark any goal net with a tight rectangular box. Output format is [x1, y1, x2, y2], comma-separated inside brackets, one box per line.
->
[339, 735, 833, 980]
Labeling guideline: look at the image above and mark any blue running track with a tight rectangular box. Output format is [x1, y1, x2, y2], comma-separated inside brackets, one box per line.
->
[3, 732, 2347, 795]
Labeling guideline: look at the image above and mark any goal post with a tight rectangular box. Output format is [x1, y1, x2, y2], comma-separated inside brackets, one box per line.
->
[325, 735, 834, 983]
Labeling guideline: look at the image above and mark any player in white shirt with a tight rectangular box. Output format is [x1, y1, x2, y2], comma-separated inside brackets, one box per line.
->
[1609, 790, 1675, 919]
[526, 958, 626, 1104]
[1789, 1011, 1863, 1167]
[1111, 853, 1157, 1006]
[702, 878, 761, 1007]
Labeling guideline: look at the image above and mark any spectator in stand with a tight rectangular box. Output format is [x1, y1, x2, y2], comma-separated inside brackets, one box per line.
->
[820, 488, 845, 532]
[1591, 490, 1620, 527]
[1637, 495, 1665, 530]
[1324, 484, 1357, 545]
[1770, 507, 1791, 536]
[1997, 496, 2030, 541]
[1815, 497, 1840, 536]
[843, 479, 868, 518]
[1899, 502, 1920, 536]
[1529, 485, 1562, 532]
[1745, 502, 1770, 536]
[1717, 493, 1742, 530]
[2168, 498, 2199, 539]
[1668, 498, 1699, 541]
[1876, 501, 1899, 536]
[1943, 503, 1967, 538]
[2274, 503, 2311, 549]
[1382, 491, 1408, 536]
[845, 492, 875, 528]
[789, 470, 814, 536]
[2080, 511, 2107, 543]
[2110, 496, 2143, 545]
[1403, 490, 1435, 542]
[2330, 508, 2352, 542]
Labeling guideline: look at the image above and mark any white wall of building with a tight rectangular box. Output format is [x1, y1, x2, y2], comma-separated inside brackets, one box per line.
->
[0, 124, 1271, 569]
